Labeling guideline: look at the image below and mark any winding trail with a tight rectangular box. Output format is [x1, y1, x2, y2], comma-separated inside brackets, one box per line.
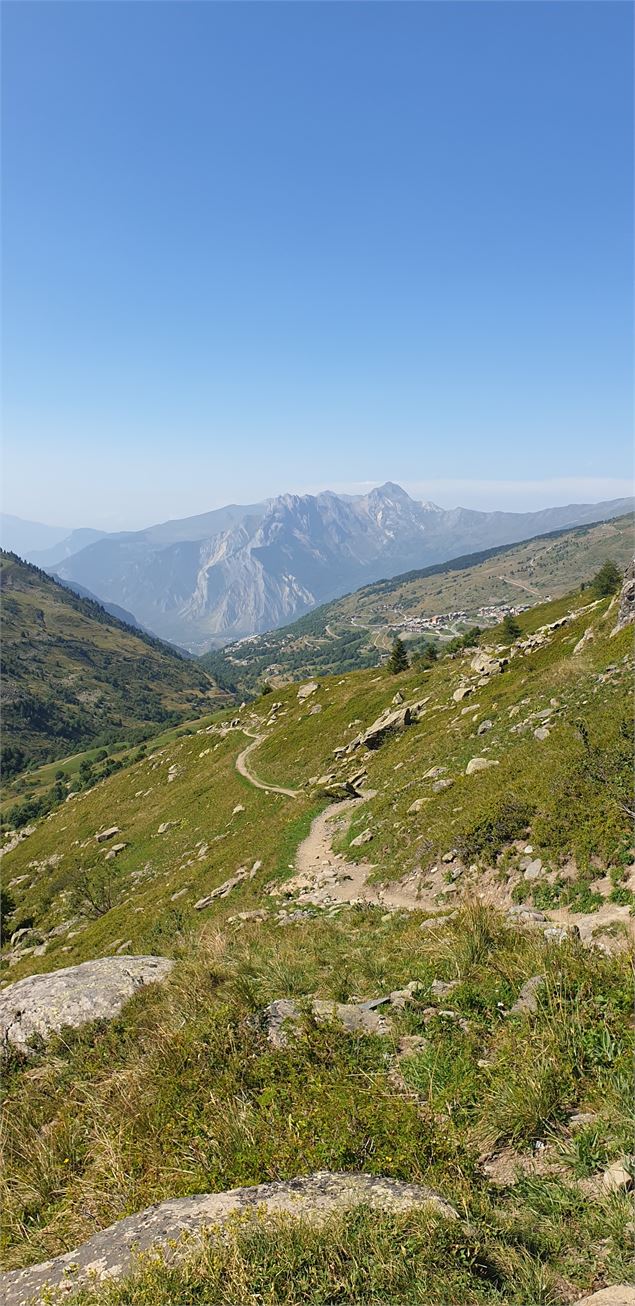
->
[235, 730, 299, 799]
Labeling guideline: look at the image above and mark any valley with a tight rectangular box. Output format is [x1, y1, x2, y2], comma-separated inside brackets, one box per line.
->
[202, 513, 635, 697]
[1, 564, 633, 1304]
[25, 484, 632, 652]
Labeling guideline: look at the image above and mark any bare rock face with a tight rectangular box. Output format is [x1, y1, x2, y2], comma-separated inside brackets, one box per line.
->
[0, 956, 173, 1052]
[0, 1172, 458, 1305]
[613, 558, 635, 633]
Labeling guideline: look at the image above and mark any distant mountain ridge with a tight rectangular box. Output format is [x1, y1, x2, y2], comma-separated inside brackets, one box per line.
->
[53, 484, 634, 652]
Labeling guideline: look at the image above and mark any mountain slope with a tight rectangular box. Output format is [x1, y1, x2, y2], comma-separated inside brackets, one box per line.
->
[54, 485, 634, 651]
[201, 513, 635, 695]
[0, 551, 225, 774]
[1, 581, 632, 1303]
[29, 528, 108, 568]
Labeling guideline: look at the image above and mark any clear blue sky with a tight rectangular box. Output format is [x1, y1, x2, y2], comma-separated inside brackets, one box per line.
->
[2, 1, 632, 530]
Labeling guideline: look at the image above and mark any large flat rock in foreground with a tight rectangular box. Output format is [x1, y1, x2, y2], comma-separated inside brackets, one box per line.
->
[1, 1171, 457, 1304]
[0, 956, 173, 1050]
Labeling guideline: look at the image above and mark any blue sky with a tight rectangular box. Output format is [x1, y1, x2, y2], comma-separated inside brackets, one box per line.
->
[2, 1, 632, 530]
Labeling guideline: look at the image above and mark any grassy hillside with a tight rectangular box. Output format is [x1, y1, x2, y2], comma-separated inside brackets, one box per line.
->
[202, 514, 634, 696]
[0, 551, 226, 777]
[1, 580, 632, 1302]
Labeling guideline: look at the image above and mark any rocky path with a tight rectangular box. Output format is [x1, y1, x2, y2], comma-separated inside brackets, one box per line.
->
[280, 794, 437, 914]
[281, 797, 634, 947]
[235, 730, 299, 799]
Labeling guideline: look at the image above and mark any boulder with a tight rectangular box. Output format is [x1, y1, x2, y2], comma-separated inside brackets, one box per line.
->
[477, 719, 493, 735]
[453, 685, 473, 703]
[465, 757, 499, 776]
[0, 956, 173, 1051]
[0, 1173, 457, 1306]
[470, 651, 508, 676]
[297, 681, 319, 701]
[94, 826, 120, 843]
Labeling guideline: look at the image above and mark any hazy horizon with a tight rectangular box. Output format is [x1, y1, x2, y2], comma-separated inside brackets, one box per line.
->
[1, 475, 633, 538]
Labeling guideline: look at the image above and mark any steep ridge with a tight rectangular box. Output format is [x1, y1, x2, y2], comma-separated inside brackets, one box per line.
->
[0, 576, 633, 1303]
[54, 485, 634, 651]
[0, 551, 225, 774]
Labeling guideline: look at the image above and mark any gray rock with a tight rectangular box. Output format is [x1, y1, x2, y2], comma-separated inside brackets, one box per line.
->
[423, 766, 447, 779]
[477, 719, 493, 734]
[94, 826, 120, 843]
[470, 651, 508, 676]
[0, 1172, 457, 1305]
[297, 681, 319, 700]
[453, 685, 473, 702]
[613, 558, 635, 633]
[523, 858, 543, 881]
[432, 778, 454, 793]
[0, 956, 173, 1051]
[534, 725, 550, 741]
[508, 974, 545, 1016]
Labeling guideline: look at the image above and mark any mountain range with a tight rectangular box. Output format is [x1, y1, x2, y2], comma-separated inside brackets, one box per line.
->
[4, 486, 633, 652]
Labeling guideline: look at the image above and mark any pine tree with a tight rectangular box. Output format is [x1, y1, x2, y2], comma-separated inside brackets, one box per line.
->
[502, 613, 521, 641]
[387, 636, 409, 674]
[591, 560, 622, 598]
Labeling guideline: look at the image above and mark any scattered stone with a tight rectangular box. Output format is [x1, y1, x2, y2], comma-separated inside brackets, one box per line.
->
[232, 804, 245, 816]
[601, 1159, 634, 1194]
[470, 651, 508, 676]
[508, 974, 545, 1016]
[534, 725, 550, 741]
[309, 704, 322, 715]
[419, 913, 456, 931]
[392, 691, 405, 705]
[94, 826, 120, 843]
[423, 766, 447, 779]
[194, 865, 256, 908]
[453, 685, 473, 703]
[432, 778, 454, 793]
[466, 757, 499, 776]
[507, 905, 547, 923]
[396, 1034, 428, 1057]
[408, 798, 425, 814]
[157, 822, 178, 835]
[350, 830, 373, 847]
[477, 719, 493, 735]
[523, 858, 543, 881]
[543, 924, 579, 944]
[0, 1172, 457, 1305]
[430, 979, 459, 998]
[568, 1111, 598, 1131]
[0, 957, 173, 1051]
[104, 842, 127, 861]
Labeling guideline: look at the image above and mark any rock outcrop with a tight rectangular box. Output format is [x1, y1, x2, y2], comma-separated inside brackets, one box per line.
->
[0, 1172, 458, 1304]
[613, 558, 635, 633]
[0, 956, 173, 1051]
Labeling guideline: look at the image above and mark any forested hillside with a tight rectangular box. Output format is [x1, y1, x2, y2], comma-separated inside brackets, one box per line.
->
[0, 552, 226, 776]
